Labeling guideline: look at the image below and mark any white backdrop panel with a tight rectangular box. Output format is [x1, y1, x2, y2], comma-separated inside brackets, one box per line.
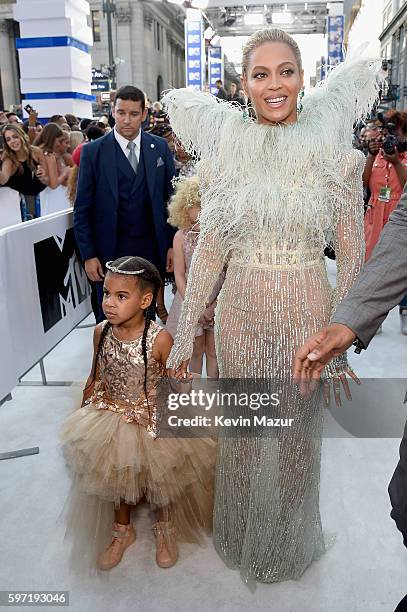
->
[0, 211, 91, 389]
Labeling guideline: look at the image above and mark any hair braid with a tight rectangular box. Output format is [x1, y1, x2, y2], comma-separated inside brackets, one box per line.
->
[83, 321, 111, 392]
[141, 286, 159, 430]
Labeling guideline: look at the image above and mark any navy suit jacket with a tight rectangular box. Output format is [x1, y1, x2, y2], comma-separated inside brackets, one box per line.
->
[73, 130, 176, 270]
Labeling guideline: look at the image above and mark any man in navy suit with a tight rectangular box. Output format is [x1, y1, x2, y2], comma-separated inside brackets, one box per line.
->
[74, 85, 175, 320]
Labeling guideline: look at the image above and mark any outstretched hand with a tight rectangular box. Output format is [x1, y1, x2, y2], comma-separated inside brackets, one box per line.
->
[293, 323, 358, 397]
[322, 369, 360, 407]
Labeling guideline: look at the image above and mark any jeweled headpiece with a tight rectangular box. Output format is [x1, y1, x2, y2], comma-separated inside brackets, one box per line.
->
[106, 260, 145, 275]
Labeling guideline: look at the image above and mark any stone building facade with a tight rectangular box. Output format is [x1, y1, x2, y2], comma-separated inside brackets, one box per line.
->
[0, 0, 186, 109]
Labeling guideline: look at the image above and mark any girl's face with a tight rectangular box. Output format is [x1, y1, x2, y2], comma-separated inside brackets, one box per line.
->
[242, 41, 303, 126]
[187, 205, 201, 230]
[102, 272, 153, 325]
[4, 130, 22, 152]
[53, 135, 68, 155]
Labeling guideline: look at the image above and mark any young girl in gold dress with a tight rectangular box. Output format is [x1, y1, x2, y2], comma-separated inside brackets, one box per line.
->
[60, 256, 216, 572]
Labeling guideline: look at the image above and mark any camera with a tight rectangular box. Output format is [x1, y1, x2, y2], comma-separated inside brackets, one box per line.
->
[377, 112, 407, 154]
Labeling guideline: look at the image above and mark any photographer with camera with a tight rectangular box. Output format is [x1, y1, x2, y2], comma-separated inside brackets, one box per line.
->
[363, 110, 407, 333]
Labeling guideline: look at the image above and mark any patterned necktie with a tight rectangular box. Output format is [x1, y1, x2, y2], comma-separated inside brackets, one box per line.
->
[126, 140, 138, 174]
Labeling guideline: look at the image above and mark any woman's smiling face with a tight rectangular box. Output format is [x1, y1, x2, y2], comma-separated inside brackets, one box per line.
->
[242, 41, 304, 126]
[4, 130, 22, 152]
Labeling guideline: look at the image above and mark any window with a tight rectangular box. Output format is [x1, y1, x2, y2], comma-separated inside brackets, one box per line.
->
[153, 20, 164, 52]
[383, 1, 392, 30]
[91, 10, 101, 43]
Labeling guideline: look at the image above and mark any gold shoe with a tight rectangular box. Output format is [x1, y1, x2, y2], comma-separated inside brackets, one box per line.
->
[98, 522, 136, 570]
[152, 521, 178, 568]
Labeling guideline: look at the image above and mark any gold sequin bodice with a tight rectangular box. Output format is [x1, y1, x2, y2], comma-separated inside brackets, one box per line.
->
[96, 321, 164, 403]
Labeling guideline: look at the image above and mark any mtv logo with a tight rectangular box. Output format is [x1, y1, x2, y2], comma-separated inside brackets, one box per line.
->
[34, 228, 91, 333]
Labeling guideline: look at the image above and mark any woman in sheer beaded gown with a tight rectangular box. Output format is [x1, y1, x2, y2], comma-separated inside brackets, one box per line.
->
[163, 29, 381, 584]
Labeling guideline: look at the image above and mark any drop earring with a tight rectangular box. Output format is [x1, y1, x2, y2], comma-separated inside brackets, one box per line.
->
[297, 88, 304, 115]
[243, 98, 254, 122]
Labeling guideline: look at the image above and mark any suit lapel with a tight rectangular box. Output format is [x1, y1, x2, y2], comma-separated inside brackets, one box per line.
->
[141, 131, 157, 201]
[101, 131, 119, 201]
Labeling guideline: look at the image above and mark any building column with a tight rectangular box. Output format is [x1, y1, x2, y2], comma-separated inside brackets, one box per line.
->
[167, 32, 176, 89]
[129, 0, 145, 91]
[115, 2, 133, 86]
[176, 45, 184, 88]
[0, 20, 19, 109]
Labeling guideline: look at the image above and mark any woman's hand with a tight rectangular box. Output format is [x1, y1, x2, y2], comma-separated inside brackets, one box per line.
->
[198, 302, 216, 326]
[382, 147, 400, 164]
[59, 166, 72, 186]
[367, 138, 381, 156]
[323, 368, 360, 407]
[36, 165, 49, 185]
[167, 359, 193, 382]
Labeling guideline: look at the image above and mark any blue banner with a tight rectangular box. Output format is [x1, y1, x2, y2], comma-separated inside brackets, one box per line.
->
[185, 9, 204, 90]
[320, 56, 326, 81]
[327, 15, 344, 69]
[208, 46, 223, 95]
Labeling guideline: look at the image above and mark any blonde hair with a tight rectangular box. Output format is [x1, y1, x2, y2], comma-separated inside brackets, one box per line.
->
[67, 165, 79, 205]
[242, 28, 302, 75]
[167, 176, 201, 229]
[69, 130, 84, 152]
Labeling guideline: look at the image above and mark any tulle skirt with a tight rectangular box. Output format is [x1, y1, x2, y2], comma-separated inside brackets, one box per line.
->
[59, 404, 217, 571]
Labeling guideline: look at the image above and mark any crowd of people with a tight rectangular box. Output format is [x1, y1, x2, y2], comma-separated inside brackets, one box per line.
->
[353, 110, 407, 333]
[3, 26, 407, 609]
[0, 95, 191, 220]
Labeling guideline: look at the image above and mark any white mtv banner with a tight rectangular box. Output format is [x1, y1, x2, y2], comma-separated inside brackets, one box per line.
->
[0, 233, 17, 400]
[0, 211, 91, 401]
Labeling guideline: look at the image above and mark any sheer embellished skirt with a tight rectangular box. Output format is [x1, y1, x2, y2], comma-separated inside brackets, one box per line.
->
[212, 258, 331, 583]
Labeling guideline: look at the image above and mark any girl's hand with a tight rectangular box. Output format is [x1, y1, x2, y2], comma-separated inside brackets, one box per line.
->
[323, 368, 361, 407]
[167, 359, 193, 382]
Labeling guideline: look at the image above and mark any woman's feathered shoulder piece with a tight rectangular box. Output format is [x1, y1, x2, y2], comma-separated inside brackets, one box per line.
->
[301, 47, 384, 145]
[161, 88, 241, 158]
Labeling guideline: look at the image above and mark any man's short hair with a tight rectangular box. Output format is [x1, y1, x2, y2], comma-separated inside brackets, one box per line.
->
[80, 117, 94, 132]
[215, 79, 223, 86]
[86, 125, 105, 141]
[114, 86, 145, 111]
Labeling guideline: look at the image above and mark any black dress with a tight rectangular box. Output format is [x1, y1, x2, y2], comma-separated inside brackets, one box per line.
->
[5, 160, 46, 196]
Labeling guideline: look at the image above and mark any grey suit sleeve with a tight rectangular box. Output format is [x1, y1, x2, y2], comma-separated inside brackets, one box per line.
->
[332, 188, 407, 348]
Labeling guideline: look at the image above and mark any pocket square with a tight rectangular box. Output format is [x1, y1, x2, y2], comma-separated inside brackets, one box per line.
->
[156, 156, 164, 167]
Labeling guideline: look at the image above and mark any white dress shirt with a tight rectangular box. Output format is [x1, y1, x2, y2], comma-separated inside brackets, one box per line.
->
[114, 127, 141, 163]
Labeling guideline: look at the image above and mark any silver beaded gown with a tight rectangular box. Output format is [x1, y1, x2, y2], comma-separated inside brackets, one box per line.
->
[163, 53, 381, 583]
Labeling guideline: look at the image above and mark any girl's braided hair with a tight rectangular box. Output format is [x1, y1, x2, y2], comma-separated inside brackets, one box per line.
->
[85, 257, 162, 425]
